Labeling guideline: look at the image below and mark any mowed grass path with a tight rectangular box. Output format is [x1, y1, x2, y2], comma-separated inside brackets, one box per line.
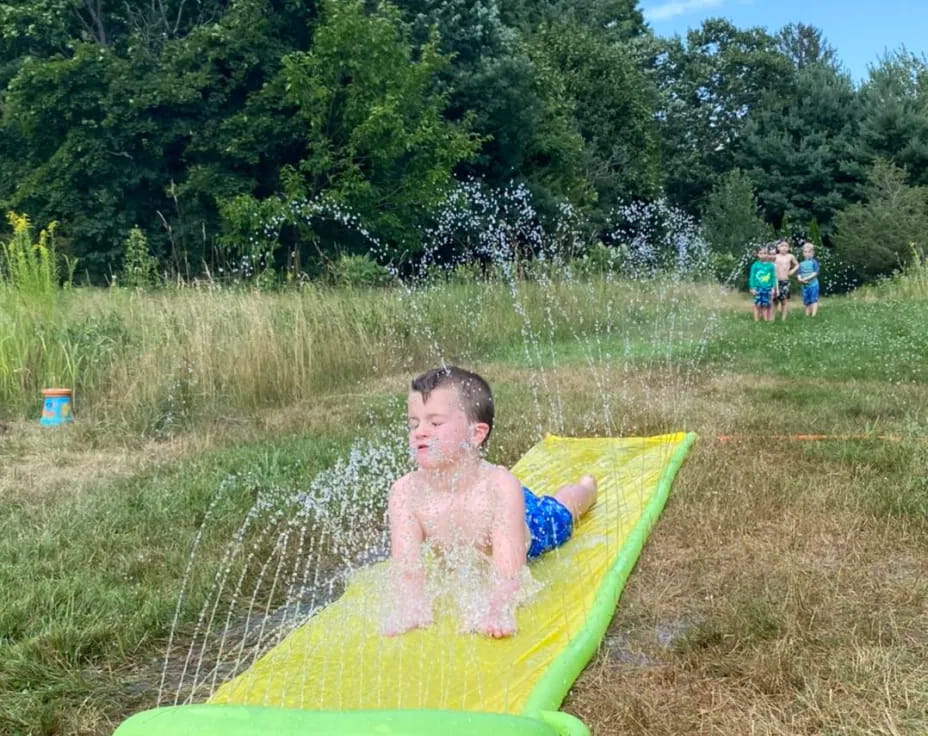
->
[1, 281, 926, 735]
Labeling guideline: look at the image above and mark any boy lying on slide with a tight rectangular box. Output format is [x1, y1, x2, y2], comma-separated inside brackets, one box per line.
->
[385, 366, 597, 639]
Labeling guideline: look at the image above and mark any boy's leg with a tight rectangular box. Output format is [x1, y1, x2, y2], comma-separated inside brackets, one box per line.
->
[554, 475, 597, 521]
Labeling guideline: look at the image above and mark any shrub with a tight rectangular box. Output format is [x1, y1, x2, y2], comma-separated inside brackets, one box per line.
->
[327, 253, 393, 287]
[1, 211, 59, 295]
[121, 226, 159, 288]
[833, 161, 928, 286]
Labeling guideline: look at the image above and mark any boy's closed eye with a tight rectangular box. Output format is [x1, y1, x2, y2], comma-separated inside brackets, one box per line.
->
[408, 418, 446, 429]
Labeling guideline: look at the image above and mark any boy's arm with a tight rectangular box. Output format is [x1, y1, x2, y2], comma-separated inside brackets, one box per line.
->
[384, 478, 432, 635]
[482, 471, 528, 638]
[789, 255, 799, 276]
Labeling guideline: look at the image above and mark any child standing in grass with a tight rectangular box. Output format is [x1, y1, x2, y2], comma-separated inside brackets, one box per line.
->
[749, 244, 778, 322]
[773, 239, 799, 321]
[384, 366, 597, 639]
[797, 242, 821, 317]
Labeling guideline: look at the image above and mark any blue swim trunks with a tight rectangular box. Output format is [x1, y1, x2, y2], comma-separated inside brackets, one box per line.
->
[802, 282, 819, 306]
[523, 487, 574, 559]
[753, 287, 772, 308]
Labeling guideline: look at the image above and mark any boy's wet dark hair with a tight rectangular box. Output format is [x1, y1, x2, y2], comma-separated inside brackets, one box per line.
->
[411, 366, 495, 445]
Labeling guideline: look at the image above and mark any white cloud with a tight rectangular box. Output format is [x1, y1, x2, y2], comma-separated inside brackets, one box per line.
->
[644, 0, 727, 22]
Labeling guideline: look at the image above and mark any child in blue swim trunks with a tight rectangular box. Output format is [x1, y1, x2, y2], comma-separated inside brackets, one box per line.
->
[386, 366, 597, 639]
[748, 244, 778, 322]
[797, 241, 821, 317]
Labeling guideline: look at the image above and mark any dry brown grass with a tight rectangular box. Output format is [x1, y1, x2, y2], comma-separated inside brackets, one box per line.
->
[4, 353, 926, 735]
[560, 379, 928, 735]
[0, 381, 401, 501]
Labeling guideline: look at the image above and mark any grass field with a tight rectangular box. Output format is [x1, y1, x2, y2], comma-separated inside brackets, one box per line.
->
[1, 273, 926, 735]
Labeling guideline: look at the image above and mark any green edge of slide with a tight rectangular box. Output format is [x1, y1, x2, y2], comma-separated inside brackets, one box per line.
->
[114, 432, 697, 736]
[522, 431, 698, 720]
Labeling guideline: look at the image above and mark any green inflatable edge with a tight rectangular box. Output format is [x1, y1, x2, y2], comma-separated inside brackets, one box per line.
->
[522, 431, 697, 718]
[113, 432, 697, 736]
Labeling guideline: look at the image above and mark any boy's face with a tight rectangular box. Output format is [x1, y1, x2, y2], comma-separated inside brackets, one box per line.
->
[803, 244, 814, 258]
[777, 241, 789, 254]
[407, 385, 485, 470]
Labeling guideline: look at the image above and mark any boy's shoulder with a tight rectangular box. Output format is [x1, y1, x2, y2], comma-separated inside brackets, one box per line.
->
[482, 462, 522, 492]
[390, 470, 420, 499]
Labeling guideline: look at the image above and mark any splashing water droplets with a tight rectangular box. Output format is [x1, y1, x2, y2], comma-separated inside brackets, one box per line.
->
[160, 182, 727, 707]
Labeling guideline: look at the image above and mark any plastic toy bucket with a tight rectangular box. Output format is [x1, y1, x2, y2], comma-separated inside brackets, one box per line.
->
[40, 388, 73, 426]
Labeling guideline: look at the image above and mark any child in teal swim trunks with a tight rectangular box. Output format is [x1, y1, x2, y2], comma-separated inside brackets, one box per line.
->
[385, 366, 597, 639]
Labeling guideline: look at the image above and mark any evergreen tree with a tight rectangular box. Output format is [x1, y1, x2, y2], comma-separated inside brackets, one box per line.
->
[702, 169, 772, 259]
[737, 62, 864, 237]
[833, 160, 928, 285]
[856, 49, 928, 187]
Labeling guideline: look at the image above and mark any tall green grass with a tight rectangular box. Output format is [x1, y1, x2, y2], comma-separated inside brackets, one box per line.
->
[0, 277, 714, 432]
[2, 269, 927, 734]
[853, 246, 928, 301]
[1, 212, 60, 297]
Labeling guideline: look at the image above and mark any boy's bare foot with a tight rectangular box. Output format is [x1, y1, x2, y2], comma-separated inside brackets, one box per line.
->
[579, 474, 597, 494]
[477, 609, 516, 639]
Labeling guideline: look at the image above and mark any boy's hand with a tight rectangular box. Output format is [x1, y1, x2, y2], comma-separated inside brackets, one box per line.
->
[383, 601, 433, 637]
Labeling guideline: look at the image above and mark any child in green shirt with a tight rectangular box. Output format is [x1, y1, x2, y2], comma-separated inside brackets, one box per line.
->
[749, 244, 778, 322]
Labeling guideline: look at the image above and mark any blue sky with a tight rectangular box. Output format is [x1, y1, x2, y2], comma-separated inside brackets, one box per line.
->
[640, 0, 927, 83]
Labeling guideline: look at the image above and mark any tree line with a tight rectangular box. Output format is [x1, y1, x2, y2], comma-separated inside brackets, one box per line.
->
[1, 0, 926, 286]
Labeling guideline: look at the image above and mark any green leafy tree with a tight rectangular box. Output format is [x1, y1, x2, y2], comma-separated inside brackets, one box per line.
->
[528, 21, 661, 217]
[650, 18, 794, 212]
[0, 0, 316, 279]
[777, 23, 839, 70]
[499, 0, 647, 41]
[270, 0, 480, 258]
[394, 1, 592, 223]
[833, 160, 928, 285]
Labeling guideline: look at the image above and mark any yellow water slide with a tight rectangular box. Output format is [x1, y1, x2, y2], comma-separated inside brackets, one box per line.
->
[114, 433, 696, 735]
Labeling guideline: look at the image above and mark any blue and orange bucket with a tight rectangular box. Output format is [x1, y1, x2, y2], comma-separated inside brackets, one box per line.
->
[40, 388, 74, 426]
